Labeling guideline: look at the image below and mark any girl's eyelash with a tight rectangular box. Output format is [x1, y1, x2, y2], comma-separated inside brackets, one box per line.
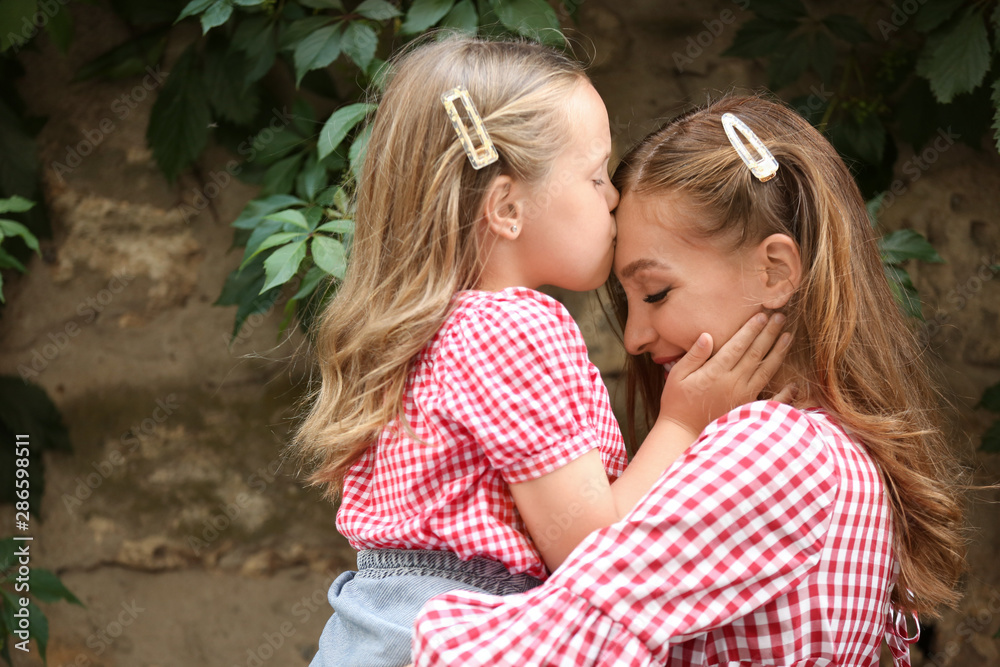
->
[643, 288, 671, 304]
[593, 179, 605, 186]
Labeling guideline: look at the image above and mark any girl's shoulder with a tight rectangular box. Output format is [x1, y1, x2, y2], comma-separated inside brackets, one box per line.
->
[445, 287, 579, 342]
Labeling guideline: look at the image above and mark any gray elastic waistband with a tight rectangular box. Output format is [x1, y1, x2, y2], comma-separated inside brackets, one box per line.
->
[356, 549, 543, 596]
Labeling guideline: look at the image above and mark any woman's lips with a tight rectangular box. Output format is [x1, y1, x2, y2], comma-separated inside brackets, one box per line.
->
[653, 355, 682, 373]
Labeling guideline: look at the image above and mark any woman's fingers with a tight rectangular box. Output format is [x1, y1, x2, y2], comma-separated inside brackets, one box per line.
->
[746, 331, 792, 396]
[709, 312, 777, 373]
[664, 332, 712, 381]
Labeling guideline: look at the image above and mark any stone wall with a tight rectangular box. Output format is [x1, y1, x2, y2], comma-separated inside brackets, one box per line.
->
[0, 1, 997, 665]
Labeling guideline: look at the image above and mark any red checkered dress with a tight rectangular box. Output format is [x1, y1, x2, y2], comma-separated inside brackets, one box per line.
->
[336, 287, 628, 580]
[413, 401, 917, 666]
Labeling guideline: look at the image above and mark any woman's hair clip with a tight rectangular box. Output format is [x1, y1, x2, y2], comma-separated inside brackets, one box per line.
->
[721, 112, 778, 182]
[441, 85, 499, 170]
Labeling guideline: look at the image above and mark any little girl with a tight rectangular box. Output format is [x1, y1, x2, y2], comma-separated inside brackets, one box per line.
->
[295, 39, 789, 667]
[411, 95, 966, 666]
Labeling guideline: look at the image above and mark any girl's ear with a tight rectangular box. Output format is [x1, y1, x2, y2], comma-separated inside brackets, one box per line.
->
[481, 174, 522, 240]
[755, 233, 802, 309]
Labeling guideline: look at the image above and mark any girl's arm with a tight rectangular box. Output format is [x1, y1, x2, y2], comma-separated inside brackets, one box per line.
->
[510, 311, 789, 572]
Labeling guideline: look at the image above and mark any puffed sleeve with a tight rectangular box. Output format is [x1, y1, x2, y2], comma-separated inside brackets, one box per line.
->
[413, 402, 839, 665]
[436, 291, 624, 484]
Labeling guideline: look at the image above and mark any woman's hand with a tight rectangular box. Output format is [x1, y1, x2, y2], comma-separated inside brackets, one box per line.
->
[657, 312, 791, 440]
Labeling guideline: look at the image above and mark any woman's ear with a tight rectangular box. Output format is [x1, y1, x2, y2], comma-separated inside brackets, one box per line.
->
[755, 233, 802, 309]
[481, 174, 522, 241]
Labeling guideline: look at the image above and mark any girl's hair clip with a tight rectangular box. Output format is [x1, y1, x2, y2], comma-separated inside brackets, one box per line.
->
[441, 85, 499, 170]
[721, 112, 778, 182]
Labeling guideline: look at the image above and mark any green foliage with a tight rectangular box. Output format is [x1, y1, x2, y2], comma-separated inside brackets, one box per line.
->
[0, 537, 82, 665]
[0, 196, 39, 304]
[723, 0, 1000, 195]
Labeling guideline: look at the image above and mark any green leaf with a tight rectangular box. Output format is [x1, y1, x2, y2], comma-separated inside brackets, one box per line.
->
[316, 218, 353, 234]
[0, 538, 16, 572]
[355, 0, 401, 20]
[176, 0, 215, 23]
[146, 47, 211, 182]
[296, 156, 328, 202]
[916, 10, 991, 104]
[865, 193, 886, 227]
[440, 0, 477, 34]
[342, 21, 378, 72]
[491, 0, 562, 44]
[992, 78, 1000, 153]
[311, 235, 347, 277]
[28, 569, 82, 605]
[264, 209, 310, 230]
[216, 255, 281, 338]
[348, 122, 372, 180]
[884, 264, 923, 319]
[722, 17, 797, 58]
[880, 229, 945, 265]
[231, 195, 305, 230]
[27, 599, 48, 662]
[45, 1, 74, 53]
[72, 29, 168, 81]
[293, 22, 343, 86]
[402, 0, 455, 34]
[0, 196, 34, 214]
[0, 218, 40, 252]
[261, 239, 307, 292]
[822, 14, 871, 43]
[318, 103, 374, 160]
[833, 112, 886, 165]
[750, 0, 806, 22]
[0, 0, 38, 52]
[977, 382, 1000, 413]
[204, 41, 259, 125]
[293, 264, 329, 300]
[299, 0, 344, 7]
[260, 153, 304, 196]
[200, 1, 233, 33]
[241, 230, 308, 267]
[913, 0, 966, 33]
[0, 247, 27, 272]
[232, 0, 266, 5]
[981, 419, 1000, 452]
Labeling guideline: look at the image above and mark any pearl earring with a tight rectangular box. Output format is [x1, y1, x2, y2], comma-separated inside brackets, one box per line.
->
[510, 225, 517, 233]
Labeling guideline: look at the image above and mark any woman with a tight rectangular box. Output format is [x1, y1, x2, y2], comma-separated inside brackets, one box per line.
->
[408, 95, 965, 666]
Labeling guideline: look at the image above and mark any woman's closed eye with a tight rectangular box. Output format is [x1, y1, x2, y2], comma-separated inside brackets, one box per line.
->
[643, 287, 671, 304]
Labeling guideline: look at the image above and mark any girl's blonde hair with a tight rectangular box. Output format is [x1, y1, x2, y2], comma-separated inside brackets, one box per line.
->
[294, 36, 588, 498]
[609, 94, 965, 616]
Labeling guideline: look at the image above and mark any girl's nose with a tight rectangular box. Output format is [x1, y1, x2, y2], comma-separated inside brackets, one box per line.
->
[623, 308, 655, 356]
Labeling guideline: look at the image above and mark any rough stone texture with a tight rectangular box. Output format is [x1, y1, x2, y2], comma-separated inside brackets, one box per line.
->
[0, 1, 998, 665]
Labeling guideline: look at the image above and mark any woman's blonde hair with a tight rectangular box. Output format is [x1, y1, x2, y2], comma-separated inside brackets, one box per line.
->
[609, 94, 965, 616]
[293, 36, 588, 498]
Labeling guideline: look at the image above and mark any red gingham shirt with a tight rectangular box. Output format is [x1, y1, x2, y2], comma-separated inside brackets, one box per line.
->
[413, 401, 915, 666]
[337, 287, 628, 580]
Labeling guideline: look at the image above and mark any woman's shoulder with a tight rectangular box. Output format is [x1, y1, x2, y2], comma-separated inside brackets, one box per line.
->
[693, 400, 841, 481]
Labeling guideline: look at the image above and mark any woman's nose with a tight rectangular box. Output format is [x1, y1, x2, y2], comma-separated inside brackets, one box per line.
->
[623, 308, 655, 356]
[607, 183, 620, 211]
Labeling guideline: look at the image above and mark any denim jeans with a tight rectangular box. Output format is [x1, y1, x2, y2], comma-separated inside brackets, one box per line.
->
[310, 549, 543, 667]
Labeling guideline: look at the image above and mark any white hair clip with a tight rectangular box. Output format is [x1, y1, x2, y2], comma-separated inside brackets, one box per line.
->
[441, 85, 499, 170]
[721, 112, 778, 182]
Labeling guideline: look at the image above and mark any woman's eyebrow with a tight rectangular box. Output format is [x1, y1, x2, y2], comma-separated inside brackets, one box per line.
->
[618, 258, 668, 279]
